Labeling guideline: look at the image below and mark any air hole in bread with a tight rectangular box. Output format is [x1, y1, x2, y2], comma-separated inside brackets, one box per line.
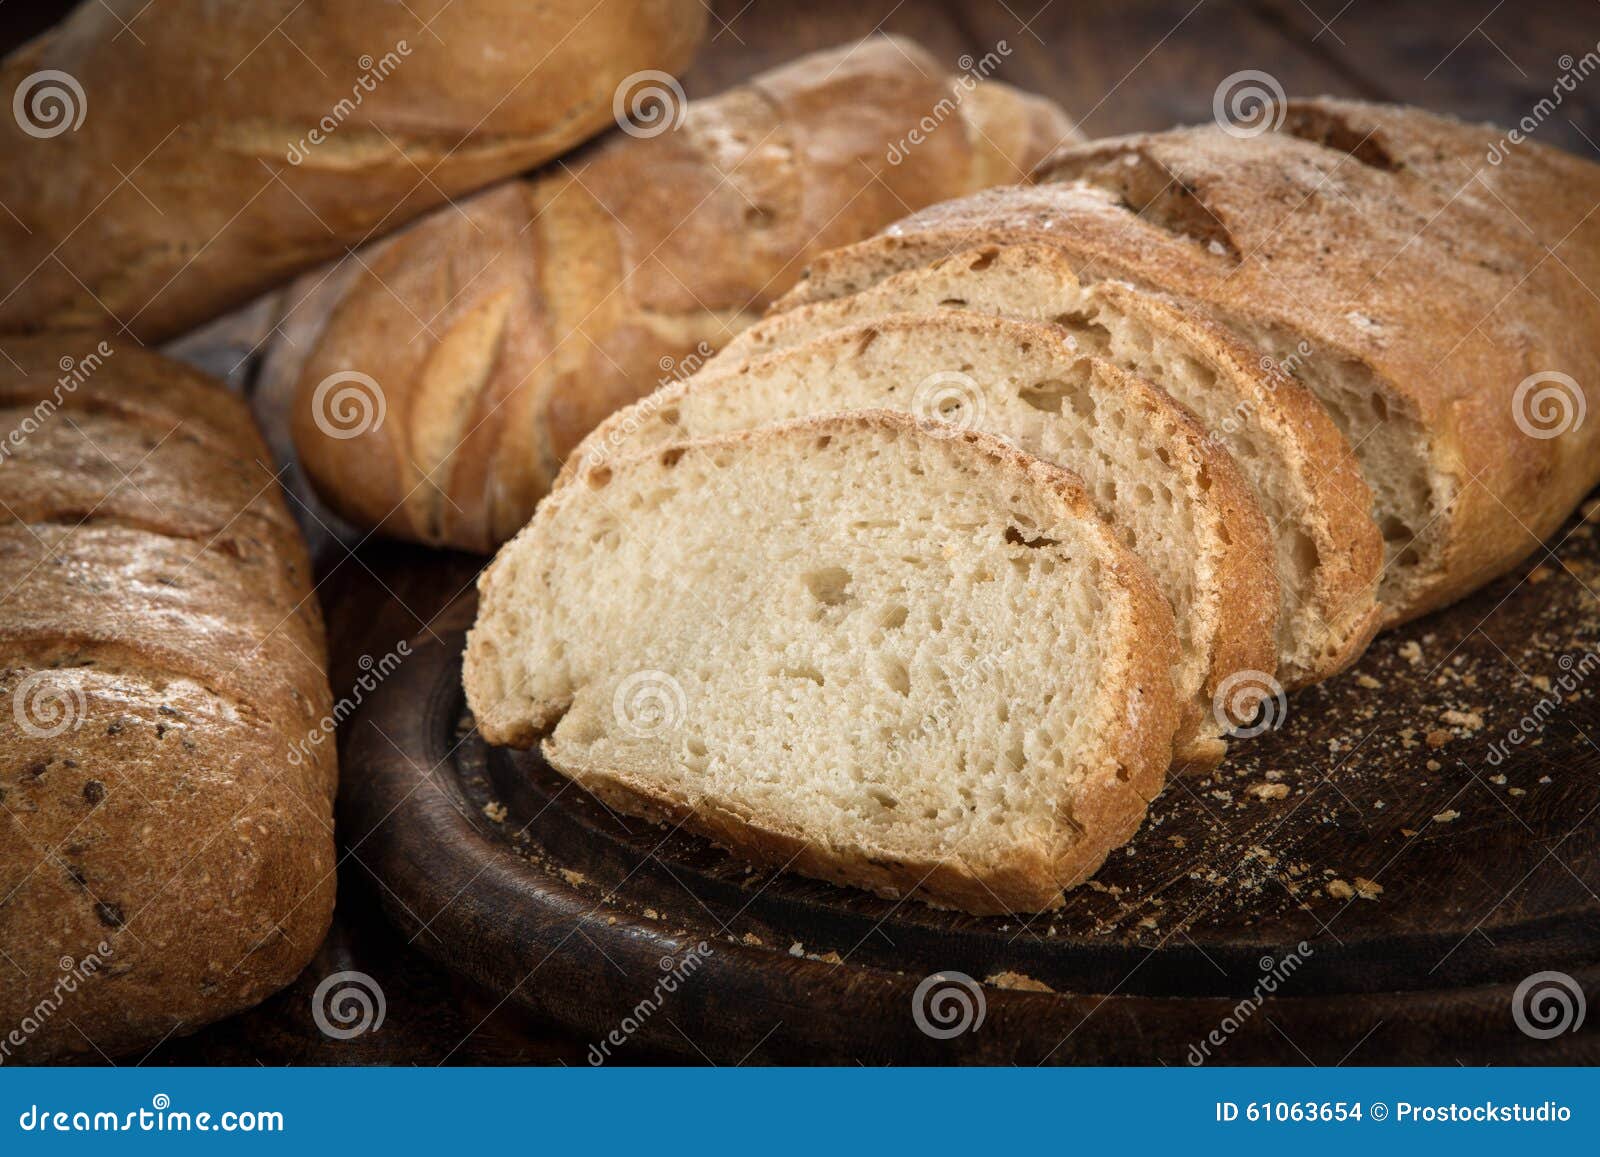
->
[802, 566, 851, 606]
[659, 447, 687, 468]
[1004, 525, 1059, 549]
[880, 656, 911, 696]
[586, 466, 613, 489]
[968, 250, 998, 272]
[878, 604, 909, 630]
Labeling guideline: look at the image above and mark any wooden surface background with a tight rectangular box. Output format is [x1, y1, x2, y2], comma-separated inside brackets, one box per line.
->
[8, 0, 1592, 1064]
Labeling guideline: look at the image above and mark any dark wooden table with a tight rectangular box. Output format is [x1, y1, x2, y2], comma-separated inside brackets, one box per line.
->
[71, 0, 1594, 1064]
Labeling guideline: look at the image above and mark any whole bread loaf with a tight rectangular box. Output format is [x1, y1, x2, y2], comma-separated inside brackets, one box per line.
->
[0, 338, 335, 1062]
[290, 36, 1080, 551]
[0, 0, 706, 341]
[781, 100, 1600, 627]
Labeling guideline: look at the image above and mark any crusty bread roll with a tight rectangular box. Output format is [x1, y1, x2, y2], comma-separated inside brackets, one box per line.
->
[779, 101, 1600, 628]
[0, 337, 334, 1061]
[465, 412, 1178, 914]
[0, 0, 707, 341]
[290, 36, 1081, 551]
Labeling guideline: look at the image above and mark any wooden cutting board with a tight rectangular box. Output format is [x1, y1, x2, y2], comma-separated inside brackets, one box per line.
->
[337, 499, 1600, 1065]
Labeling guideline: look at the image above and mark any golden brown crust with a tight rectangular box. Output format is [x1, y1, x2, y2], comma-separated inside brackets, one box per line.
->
[0, 336, 333, 1062]
[291, 37, 1081, 552]
[470, 411, 1178, 914]
[0, 0, 707, 341]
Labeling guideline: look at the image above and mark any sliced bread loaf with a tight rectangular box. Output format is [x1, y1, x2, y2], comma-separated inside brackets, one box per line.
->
[778, 118, 1600, 627]
[566, 311, 1281, 767]
[713, 244, 1382, 687]
[465, 411, 1180, 915]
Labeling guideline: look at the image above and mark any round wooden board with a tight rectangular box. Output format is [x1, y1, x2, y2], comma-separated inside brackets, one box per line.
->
[340, 510, 1600, 1065]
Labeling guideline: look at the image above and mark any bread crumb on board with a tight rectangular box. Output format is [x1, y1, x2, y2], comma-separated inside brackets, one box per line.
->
[1248, 782, 1290, 800]
[482, 800, 508, 823]
[1432, 809, 1461, 824]
[985, 970, 1054, 993]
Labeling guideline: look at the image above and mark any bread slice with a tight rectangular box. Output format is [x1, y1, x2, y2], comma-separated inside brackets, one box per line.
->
[711, 244, 1381, 687]
[566, 311, 1281, 767]
[465, 411, 1180, 915]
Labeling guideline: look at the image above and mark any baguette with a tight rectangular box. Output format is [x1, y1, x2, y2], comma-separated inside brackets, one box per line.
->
[780, 107, 1600, 625]
[566, 311, 1281, 767]
[290, 36, 1080, 551]
[0, 337, 334, 1062]
[0, 0, 706, 341]
[710, 243, 1382, 687]
[465, 411, 1179, 914]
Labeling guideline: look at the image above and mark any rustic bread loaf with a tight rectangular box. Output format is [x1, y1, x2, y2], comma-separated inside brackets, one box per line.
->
[290, 37, 1080, 551]
[711, 243, 1382, 687]
[0, 337, 334, 1062]
[566, 311, 1280, 767]
[779, 107, 1600, 626]
[465, 411, 1178, 914]
[0, 0, 706, 341]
